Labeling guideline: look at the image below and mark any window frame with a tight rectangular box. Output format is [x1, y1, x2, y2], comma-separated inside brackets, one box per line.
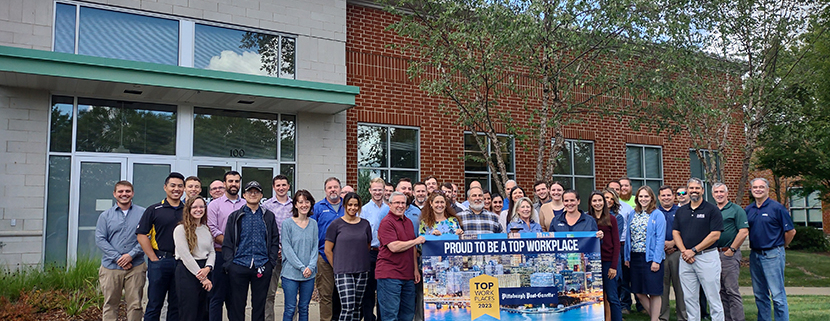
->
[690, 149, 721, 202]
[52, 0, 297, 79]
[463, 132, 516, 194]
[357, 123, 421, 185]
[788, 187, 823, 229]
[552, 139, 596, 208]
[626, 144, 664, 190]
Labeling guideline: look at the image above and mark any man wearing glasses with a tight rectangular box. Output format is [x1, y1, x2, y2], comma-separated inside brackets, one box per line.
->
[677, 188, 690, 206]
[208, 180, 225, 201]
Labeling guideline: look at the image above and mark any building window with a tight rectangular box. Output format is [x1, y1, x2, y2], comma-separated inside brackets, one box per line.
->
[690, 149, 721, 201]
[553, 140, 595, 211]
[464, 133, 514, 195]
[74, 98, 177, 155]
[54, 2, 296, 78]
[626, 144, 663, 192]
[195, 24, 296, 78]
[789, 188, 823, 229]
[358, 124, 420, 189]
[193, 108, 295, 160]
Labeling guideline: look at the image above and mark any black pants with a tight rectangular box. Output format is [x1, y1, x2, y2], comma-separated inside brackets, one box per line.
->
[176, 259, 209, 321]
[361, 250, 380, 321]
[227, 262, 272, 321]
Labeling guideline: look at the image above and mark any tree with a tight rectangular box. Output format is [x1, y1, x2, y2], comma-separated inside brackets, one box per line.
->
[385, 0, 693, 195]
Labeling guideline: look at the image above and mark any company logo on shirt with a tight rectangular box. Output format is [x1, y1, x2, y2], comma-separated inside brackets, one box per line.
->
[762, 213, 769, 217]
[696, 214, 705, 219]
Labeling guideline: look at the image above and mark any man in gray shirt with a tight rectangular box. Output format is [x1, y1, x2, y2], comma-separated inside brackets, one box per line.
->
[95, 180, 146, 321]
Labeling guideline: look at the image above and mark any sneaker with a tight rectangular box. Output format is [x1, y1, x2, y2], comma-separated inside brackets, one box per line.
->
[621, 308, 631, 315]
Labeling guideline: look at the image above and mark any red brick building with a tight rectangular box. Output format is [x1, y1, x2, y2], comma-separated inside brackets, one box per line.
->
[344, 2, 747, 207]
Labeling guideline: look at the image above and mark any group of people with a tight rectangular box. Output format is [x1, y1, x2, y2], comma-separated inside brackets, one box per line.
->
[94, 171, 795, 321]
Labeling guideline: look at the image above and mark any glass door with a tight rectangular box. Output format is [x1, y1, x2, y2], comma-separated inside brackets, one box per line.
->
[70, 157, 127, 261]
[129, 161, 174, 208]
[194, 161, 280, 199]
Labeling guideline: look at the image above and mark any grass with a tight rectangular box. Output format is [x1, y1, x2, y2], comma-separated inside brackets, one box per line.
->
[623, 296, 830, 321]
[0, 258, 100, 301]
[738, 250, 830, 287]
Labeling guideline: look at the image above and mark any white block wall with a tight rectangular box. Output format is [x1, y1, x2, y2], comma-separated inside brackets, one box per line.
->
[0, 87, 49, 267]
[0, 0, 347, 85]
[295, 111, 347, 198]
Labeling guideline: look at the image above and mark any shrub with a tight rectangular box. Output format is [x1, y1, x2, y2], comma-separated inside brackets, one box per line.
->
[788, 225, 830, 252]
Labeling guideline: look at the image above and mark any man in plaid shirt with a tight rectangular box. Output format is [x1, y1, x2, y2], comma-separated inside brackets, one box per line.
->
[457, 186, 503, 234]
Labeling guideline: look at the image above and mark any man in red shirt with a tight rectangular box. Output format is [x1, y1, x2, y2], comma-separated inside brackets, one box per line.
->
[376, 192, 426, 321]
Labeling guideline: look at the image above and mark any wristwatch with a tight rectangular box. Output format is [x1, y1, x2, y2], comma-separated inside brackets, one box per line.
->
[691, 247, 698, 254]
[729, 247, 738, 253]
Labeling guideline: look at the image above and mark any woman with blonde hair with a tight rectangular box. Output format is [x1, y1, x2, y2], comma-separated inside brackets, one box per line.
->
[173, 196, 215, 321]
[507, 197, 542, 233]
[624, 186, 666, 321]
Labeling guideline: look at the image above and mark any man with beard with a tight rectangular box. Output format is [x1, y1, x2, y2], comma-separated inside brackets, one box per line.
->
[457, 186, 503, 234]
[413, 182, 428, 209]
[673, 178, 724, 321]
[746, 178, 795, 321]
[607, 180, 637, 314]
[712, 183, 748, 321]
[424, 176, 439, 194]
[137, 172, 185, 321]
[461, 181, 482, 209]
[441, 183, 463, 214]
[533, 180, 551, 213]
[312, 177, 345, 321]
[206, 171, 244, 321]
[619, 177, 636, 208]
[361, 178, 390, 321]
[658, 185, 686, 321]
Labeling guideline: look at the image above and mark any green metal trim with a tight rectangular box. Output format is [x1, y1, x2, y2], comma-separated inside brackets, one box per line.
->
[0, 45, 358, 105]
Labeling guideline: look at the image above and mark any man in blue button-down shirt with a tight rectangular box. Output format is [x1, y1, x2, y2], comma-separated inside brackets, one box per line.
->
[95, 180, 146, 321]
[361, 177, 390, 321]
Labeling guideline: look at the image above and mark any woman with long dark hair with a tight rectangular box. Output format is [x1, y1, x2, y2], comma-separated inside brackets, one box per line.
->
[281, 190, 318, 321]
[325, 192, 372, 321]
[539, 181, 566, 231]
[173, 196, 214, 321]
[589, 191, 622, 321]
[624, 186, 666, 321]
[419, 191, 463, 236]
[489, 193, 504, 214]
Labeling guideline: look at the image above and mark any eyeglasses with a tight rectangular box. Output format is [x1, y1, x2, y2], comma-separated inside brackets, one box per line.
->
[676, 191, 687, 196]
[210, 187, 225, 191]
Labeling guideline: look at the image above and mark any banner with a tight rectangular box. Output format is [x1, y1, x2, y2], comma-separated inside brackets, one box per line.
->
[421, 232, 605, 321]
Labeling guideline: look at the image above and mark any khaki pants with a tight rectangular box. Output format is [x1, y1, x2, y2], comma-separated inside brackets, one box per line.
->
[265, 263, 282, 321]
[99, 263, 147, 321]
[316, 256, 336, 321]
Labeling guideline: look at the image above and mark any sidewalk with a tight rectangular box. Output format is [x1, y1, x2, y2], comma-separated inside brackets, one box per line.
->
[740, 286, 830, 296]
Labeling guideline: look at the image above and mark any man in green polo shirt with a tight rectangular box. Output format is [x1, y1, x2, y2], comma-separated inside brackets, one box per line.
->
[712, 183, 748, 321]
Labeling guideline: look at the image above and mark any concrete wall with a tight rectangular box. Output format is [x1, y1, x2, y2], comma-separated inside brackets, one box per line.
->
[0, 0, 347, 85]
[0, 87, 49, 267]
[296, 111, 347, 197]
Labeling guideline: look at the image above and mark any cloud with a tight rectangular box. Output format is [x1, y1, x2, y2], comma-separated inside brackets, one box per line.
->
[205, 50, 269, 76]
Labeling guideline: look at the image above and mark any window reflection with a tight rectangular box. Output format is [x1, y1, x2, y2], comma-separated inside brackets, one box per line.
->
[78, 7, 178, 65]
[195, 24, 296, 78]
[50, 96, 74, 153]
[194, 108, 295, 159]
[75, 98, 176, 155]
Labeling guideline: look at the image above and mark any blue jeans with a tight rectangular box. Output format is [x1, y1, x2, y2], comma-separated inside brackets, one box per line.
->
[146, 256, 178, 321]
[377, 278, 415, 321]
[750, 246, 789, 321]
[282, 277, 315, 321]
[603, 261, 623, 321]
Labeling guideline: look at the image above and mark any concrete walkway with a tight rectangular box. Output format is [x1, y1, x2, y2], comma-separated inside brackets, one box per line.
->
[740, 286, 830, 296]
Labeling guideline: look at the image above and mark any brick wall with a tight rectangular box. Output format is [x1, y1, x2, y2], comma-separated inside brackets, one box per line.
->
[0, 87, 49, 267]
[345, 3, 747, 202]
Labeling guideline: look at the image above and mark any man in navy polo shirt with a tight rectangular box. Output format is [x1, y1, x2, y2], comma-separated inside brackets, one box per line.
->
[672, 178, 724, 321]
[657, 185, 686, 321]
[746, 177, 795, 321]
[311, 177, 345, 321]
[136, 172, 185, 321]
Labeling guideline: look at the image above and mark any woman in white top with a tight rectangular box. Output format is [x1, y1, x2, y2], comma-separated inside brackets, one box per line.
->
[174, 196, 215, 321]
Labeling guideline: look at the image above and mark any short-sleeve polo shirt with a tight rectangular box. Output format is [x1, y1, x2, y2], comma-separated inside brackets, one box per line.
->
[376, 212, 416, 280]
[673, 201, 723, 251]
[746, 198, 794, 250]
[136, 198, 183, 253]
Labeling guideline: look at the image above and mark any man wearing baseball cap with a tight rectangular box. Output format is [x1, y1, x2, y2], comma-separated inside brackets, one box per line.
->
[222, 181, 281, 321]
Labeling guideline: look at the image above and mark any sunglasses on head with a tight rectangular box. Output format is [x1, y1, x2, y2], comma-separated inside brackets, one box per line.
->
[677, 191, 687, 196]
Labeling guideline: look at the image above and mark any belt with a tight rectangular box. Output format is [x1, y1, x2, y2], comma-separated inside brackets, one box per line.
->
[752, 246, 780, 253]
[370, 247, 379, 251]
[214, 247, 222, 252]
[154, 250, 174, 258]
[699, 247, 716, 254]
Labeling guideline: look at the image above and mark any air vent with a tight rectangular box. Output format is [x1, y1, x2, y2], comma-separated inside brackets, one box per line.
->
[123, 89, 143, 95]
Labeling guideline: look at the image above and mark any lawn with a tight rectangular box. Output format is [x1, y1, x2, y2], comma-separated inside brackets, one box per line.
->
[623, 296, 830, 321]
[738, 250, 830, 287]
